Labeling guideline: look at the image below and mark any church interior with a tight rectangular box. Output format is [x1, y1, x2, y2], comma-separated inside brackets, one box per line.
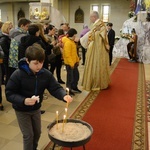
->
[0, 0, 150, 150]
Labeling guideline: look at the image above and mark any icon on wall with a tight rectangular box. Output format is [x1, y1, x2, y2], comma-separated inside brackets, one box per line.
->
[75, 6, 84, 23]
[29, 3, 51, 23]
[18, 8, 25, 20]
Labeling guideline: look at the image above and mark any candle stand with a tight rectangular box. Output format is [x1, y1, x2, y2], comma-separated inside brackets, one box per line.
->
[47, 119, 93, 150]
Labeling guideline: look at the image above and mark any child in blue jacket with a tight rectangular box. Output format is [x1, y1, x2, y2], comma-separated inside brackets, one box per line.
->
[5, 43, 72, 150]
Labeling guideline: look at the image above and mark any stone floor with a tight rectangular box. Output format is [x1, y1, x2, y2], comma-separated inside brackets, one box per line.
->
[0, 58, 150, 150]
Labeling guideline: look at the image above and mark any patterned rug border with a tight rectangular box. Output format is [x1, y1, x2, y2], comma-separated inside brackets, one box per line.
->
[146, 81, 150, 122]
[132, 63, 148, 150]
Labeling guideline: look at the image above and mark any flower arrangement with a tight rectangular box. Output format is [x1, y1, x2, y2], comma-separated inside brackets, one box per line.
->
[128, 11, 135, 18]
[128, 0, 135, 18]
[130, 0, 135, 10]
[120, 33, 131, 39]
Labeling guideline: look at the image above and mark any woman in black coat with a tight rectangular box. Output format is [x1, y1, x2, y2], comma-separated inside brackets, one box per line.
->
[0, 21, 12, 85]
[0, 21, 13, 110]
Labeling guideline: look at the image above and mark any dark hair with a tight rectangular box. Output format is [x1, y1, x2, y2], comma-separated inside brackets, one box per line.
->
[107, 22, 113, 27]
[28, 24, 39, 35]
[46, 24, 54, 33]
[60, 23, 64, 26]
[58, 29, 64, 36]
[25, 43, 45, 62]
[18, 18, 31, 27]
[67, 28, 77, 37]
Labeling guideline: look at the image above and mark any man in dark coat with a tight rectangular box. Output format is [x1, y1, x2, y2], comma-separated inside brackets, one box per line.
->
[107, 23, 115, 66]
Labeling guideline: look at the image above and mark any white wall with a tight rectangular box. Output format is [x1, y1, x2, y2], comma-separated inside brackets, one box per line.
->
[0, 2, 29, 27]
[0, 0, 131, 36]
[69, 0, 130, 36]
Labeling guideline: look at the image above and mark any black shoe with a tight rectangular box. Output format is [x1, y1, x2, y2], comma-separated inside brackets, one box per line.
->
[69, 90, 75, 96]
[58, 79, 65, 84]
[41, 110, 45, 114]
[0, 105, 4, 111]
[72, 88, 82, 93]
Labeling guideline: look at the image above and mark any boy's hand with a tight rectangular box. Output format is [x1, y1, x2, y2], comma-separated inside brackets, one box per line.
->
[24, 95, 40, 106]
[31, 95, 40, 103]
[63, 95, 73, 103]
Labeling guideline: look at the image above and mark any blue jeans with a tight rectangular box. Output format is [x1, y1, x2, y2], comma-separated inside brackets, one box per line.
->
[66, 64, 79, 90]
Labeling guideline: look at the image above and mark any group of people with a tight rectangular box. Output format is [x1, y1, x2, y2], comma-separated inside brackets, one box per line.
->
[0, 19, 73, 150]
[0, 10, 118, 150]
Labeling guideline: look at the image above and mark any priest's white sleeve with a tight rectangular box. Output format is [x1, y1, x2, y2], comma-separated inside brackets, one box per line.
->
[80, 31, 90, 49]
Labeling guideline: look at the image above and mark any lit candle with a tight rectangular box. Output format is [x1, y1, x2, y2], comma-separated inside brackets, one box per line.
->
[62, 115, 66, 132]
[56, 111, 59, 129]
[65, 108, 67, 115]
[66, 88, 70, 108]
[65, 108, 68, 123]
[66, 87, 69, 95]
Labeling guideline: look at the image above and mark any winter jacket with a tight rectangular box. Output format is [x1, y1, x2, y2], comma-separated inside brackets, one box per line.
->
[5, 58, 66, 112]
[62, 37, 79, 68]
[18, 35, 46, 60]
[0, 34, 11, 65]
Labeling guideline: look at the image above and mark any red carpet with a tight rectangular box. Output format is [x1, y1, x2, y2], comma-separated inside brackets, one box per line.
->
[63, 58, 140, 150]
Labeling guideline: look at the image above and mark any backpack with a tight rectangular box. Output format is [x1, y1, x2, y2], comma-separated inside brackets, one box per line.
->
[9, 32, 26, 68]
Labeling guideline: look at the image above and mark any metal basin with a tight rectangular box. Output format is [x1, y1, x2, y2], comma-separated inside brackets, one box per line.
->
[47, 119, 93, 148]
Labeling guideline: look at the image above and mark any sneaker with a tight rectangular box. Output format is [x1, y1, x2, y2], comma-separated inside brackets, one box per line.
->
[69, 90, 75, 96]
[72, 88, 82, 93]
[58, 79, 65, 84]
[41, 110, 45, 114]
[129, 59, 136, 63]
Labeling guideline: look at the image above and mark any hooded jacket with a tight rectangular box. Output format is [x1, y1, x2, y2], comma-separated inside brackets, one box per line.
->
[18, 35, 45, 60]
[5, 58, 66, 112]
[62, 37, 79, 67]
[0, 34, 11, 64]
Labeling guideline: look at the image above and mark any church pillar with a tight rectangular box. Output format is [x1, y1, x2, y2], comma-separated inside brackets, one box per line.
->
[58, 0, 70, 23]
[52, 0, 58, 9]
[40, 0, 58, 9]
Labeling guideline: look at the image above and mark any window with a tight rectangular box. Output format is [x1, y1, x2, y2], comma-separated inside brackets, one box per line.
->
[91, 4, 99, 12]
[102, 5, 110, 22]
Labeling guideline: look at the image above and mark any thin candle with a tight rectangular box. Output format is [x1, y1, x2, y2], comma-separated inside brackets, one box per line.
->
[62, 115, 66, 132]
[65, 108, 67, 115]
[66, 87, 69, 95]
[65, 108, 68, 123]
[56, 111, 59, 129]
[66, 88, 70, 108]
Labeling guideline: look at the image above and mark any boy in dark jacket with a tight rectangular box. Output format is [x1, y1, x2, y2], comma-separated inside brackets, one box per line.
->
[5, 43, 72, 150]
